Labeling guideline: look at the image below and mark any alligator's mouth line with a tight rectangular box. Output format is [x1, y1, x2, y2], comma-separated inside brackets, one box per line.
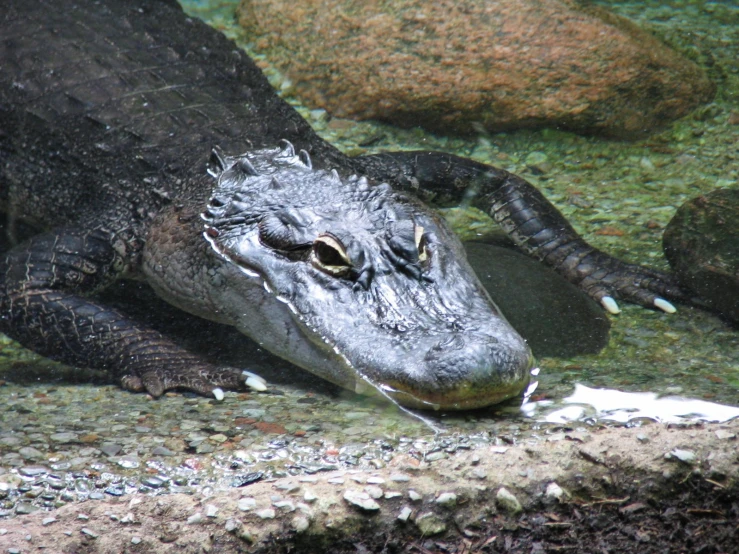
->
[203, 229, 446, 427]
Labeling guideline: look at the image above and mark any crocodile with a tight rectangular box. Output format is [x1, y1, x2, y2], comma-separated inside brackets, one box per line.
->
[0, 0, 688, 410]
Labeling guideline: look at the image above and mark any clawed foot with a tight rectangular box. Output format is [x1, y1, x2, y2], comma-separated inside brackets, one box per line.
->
[120, 366, 268, 400]
[573, 251, 689, 315]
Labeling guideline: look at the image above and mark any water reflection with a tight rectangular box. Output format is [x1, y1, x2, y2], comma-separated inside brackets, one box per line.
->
[524, 383, 739, 424]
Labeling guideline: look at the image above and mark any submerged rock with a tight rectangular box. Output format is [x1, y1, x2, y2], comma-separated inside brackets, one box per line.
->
[238, 0, 714, 138]
[664, 188, 739, 324]
[464, 242, 610, 357]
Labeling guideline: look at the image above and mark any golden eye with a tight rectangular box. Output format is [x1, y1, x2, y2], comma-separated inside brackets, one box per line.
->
[312, 234, 352, 276]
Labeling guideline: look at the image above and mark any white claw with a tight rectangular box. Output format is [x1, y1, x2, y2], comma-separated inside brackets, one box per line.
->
[654, 298, 677, 314]
[242, 370, 268, 392]
[212, 387, 225, 401]
[601, 296, 621, 314]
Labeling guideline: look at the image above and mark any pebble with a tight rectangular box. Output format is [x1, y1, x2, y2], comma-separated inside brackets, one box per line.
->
[408, 490, 422, 502]
[49, 432, 78, 444]
[151, 446, 175, 457]
[389, 473, 410, 482]
[384, 491, 402, 499]
[715, 430, 736, 440]
[365, 485, 383, 499]
[303, 489, 318, 503]
[99, 443, 123, 457]
[42, 517, 57, 526]
[414, 512, 447, 535]
[187, 512, 204, 524]
[18, 466, 48, 477]
[667, 449, 697, 464]
[292, 515, 310, 532]
[435, 492, 457, 507]
[224, 519, 240, 533]
[397, 506, 413, 522]
[545, 482, 566, 502]
[256, 508, 276, 519]
[238, 497, 257, 511]
[343, 489, 380, 511]
[131, 536, 142, 545]
[496, 487, 523, 515]
[205, 504, 218, 517]
[366, 477, 385, 484]
[80, 527, 98, 538]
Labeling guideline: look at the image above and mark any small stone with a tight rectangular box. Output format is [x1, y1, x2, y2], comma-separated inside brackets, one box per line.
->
[365, 485, 383, 499]
[205, 505, 218, 518]
[49, 432, 78, 444]
[99, 443, 123, 457]
[77, 514, 89, 520]
[16, 503, 39, 515]
[273, 500, 296, 511]
[292, 515, 310, 532]
[425, 451, 446, 462]
[151, 446, 175, 457]
[209, 434, 228, 443]
[187, 513, 204, 524]
[715, 430, 736, 440]
[131, 536, 142, 545]
[435, 492, 457, 507]
[42, 517, 57, 526]
[496, 487, 523, 515]
[667, 449, 696, 464]
[636, 434, 649, 443]
[545, 482, 566, 502]
[414, 512, 447, 535]
[275, 482, 300, 493]
[256, 508, 276, 519]
[408, 490, 422, 502]
[397, 506, 413, 522]
[384, 491, 402, 499]
[80, 528, 98, 538]
[389, 473, 410, 482]
[470, 468, 487, 480]
[238, 497, 256, 511]
[224, 519, 241, 533]
[18, 466, 49, 477]
[343, 489, 380, 511]
[327, 477, 345, 485]
[366, 477, 385, 485]
[470, 454, 481, 466]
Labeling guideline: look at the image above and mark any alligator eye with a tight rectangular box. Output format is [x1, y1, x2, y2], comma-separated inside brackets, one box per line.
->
[415, 224, 429, 262]
[312, 234, 352, 276]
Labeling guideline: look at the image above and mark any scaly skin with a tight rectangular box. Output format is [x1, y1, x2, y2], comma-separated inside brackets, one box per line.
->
[0, 0, 689, 407]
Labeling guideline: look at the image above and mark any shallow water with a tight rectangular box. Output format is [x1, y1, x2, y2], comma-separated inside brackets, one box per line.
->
[0, 0, 737, 518]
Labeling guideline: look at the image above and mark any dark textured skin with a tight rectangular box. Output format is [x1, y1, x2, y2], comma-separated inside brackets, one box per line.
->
[0, 0, 688, 401]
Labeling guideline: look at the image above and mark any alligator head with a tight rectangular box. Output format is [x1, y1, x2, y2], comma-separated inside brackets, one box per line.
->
[201, 141, 533, 410]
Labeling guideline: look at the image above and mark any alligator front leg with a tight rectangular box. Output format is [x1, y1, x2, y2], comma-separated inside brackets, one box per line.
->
[0, 228, 264, 397]
[353, 151, 688, 314]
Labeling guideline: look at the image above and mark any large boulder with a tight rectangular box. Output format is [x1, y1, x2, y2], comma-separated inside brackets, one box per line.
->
[664, 188, 739, 325]
[238, 0, 714, 138]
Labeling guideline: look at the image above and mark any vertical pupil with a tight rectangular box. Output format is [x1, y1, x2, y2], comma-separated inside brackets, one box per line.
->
[315, 242, 345, 265]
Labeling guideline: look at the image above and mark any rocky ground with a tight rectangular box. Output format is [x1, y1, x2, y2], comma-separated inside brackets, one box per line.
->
[1, 420, 737, 553]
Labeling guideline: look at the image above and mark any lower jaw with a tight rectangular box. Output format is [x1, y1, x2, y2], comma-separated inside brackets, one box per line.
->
[359, 376, 531, 411]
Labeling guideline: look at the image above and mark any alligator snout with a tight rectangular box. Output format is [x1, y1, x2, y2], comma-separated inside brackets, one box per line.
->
[371, 329, 534, 411]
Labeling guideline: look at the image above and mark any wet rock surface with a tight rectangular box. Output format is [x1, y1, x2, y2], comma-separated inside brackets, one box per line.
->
[237, 0, 714, 138]
[464, 242, 611, 357]
[664, 188, 739, 324]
